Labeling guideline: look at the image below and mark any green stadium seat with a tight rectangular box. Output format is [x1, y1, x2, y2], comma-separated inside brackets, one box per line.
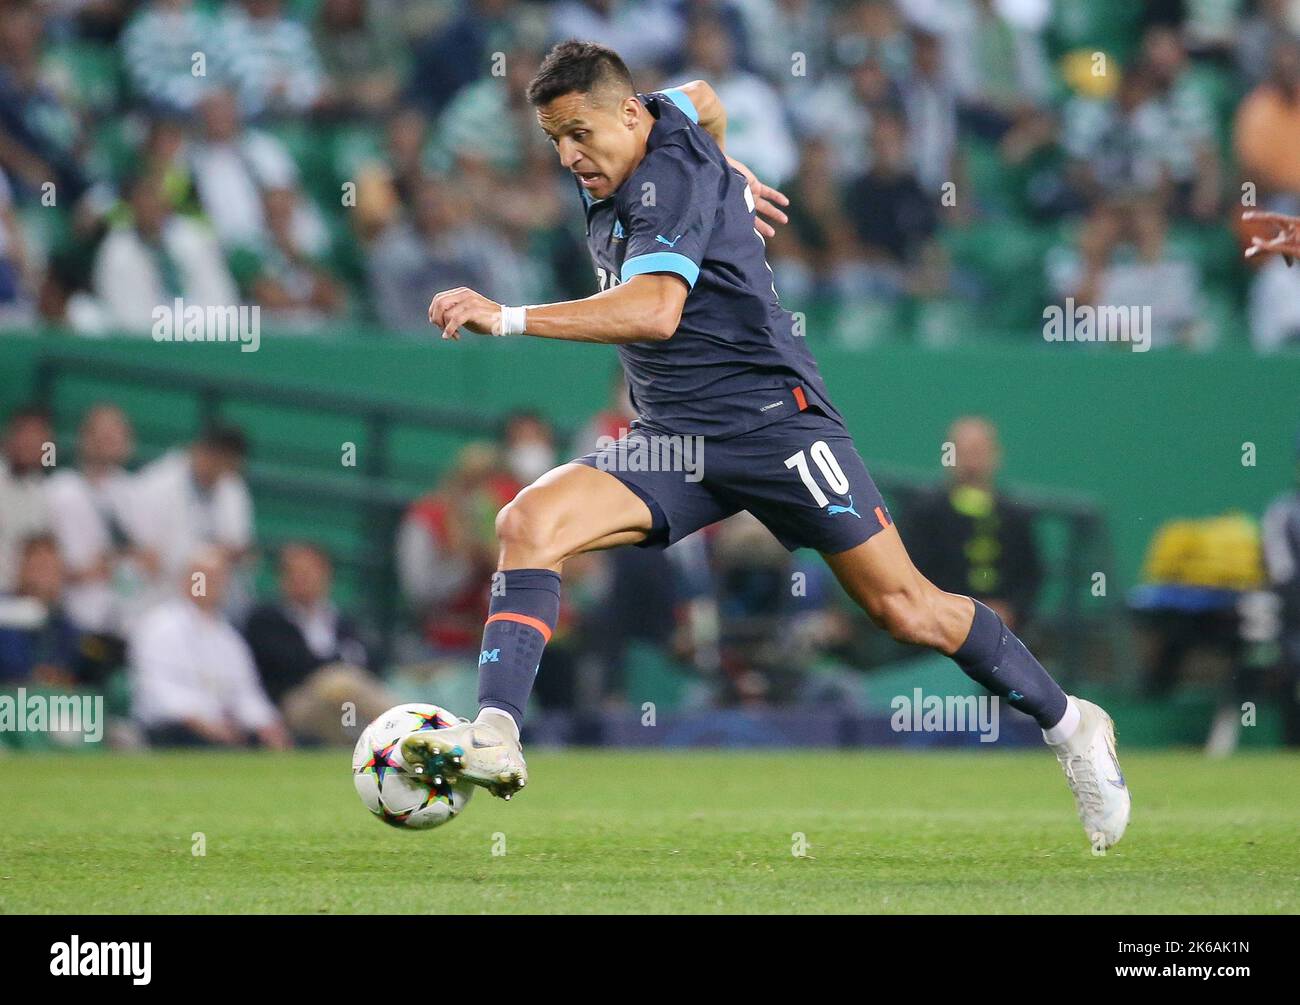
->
[1047, 0, 1142, 64]
[942, 218, 1056, 331]
[622, 640, 693, 714]
[913, 297, 974, 348]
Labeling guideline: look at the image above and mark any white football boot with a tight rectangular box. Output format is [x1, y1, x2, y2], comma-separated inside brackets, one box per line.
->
[1048, 698, 1131, 850]
[401, 715, 528, 800]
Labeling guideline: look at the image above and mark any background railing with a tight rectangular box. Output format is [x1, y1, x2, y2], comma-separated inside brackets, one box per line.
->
[31, 343, 1118, 682]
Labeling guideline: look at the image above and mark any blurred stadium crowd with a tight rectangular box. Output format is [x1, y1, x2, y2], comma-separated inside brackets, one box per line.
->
[3, 394, 1299, 750]
[0, 394, 880, 746]
[0, 0, 1299, 349]
[3, 0, 1300, 750]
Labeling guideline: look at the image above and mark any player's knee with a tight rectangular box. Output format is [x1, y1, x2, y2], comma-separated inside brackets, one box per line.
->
[495, 492, 557, 559]
[871, 589, 944, 648]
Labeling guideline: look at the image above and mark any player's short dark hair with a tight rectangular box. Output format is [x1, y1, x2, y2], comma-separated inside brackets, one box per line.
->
[197, 422, 249, 459]
[526, 40, 634, 107]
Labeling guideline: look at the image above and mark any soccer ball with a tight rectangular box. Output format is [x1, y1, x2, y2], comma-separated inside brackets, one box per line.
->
[352, 703, 474, 830]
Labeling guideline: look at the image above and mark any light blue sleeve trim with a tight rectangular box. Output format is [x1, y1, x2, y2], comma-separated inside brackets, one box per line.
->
[621, 251, 700, 289]
[661, 87, 700, 124]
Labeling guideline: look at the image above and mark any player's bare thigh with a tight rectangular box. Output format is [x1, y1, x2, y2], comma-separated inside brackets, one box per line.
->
[821, 524, 975, 654]
[495, 462, 655, 571]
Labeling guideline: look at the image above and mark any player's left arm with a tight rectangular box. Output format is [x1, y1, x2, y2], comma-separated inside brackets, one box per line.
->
[429, 274, 687, 343]
[666, 80, 789, 238]
[671, 80, 726, 149]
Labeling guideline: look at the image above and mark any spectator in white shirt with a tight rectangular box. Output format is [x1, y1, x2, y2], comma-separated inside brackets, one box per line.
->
[678, 13, 799, 188]
[44, 405, 160, 636]
[1249, 252, 1300, 352]
[0, 406, 53, 594]
[739, 0, 835, 94]
[368, 177, 521, 332]
[88, 170, 238, 335]
[129, 546, 289, 748]
[901, 25, 959, 196]
[924, 0, 1053, 115]
[131, 425, 255, 617]
[548, 0, 684, 76]
[189, 89, 329, 256]
[120, 0, 223, 116]
[217, 0, 326, 119]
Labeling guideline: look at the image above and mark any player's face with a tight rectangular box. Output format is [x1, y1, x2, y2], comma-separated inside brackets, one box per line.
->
[536, 90, 643, 200]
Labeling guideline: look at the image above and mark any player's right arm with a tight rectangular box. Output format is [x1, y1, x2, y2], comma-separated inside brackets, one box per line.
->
[430, 274, 687, 343]
[516, 274, 687, 342]
[433, 136, 711, 342]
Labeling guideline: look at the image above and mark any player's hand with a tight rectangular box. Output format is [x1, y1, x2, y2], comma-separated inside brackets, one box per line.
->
[1242, 211, 1300, 265]
[428, 287, 503, 339]
[727, 156, 790, 238]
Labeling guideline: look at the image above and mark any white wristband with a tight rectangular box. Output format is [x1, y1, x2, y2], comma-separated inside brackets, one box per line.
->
[499, 305, 527, 336]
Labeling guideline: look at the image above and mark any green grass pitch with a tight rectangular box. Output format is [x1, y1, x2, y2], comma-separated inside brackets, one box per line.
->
[2, 749, 1297, 914]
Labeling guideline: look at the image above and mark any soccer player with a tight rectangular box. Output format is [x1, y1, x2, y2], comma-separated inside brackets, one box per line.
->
[405, 41, 1131, 849]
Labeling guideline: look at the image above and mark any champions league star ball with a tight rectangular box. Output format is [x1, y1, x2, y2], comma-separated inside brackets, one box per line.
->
[352, 703, 474, 829]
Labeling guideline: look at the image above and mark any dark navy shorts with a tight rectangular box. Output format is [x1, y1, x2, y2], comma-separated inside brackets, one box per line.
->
[574, 408, 892, 554]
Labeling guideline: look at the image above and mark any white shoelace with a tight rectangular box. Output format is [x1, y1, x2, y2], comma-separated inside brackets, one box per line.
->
[1059, 753, 1104, 817]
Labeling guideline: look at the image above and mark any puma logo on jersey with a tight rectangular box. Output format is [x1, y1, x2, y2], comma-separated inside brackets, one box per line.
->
[826, 495, 860, 518]
[655, 234, 682, 247]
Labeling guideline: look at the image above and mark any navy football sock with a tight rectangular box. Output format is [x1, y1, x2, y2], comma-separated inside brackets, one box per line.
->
[476, 569, 561, 728]
[952, 599, 1068, 729]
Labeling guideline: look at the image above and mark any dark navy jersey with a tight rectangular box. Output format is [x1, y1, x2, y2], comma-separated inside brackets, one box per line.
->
[578, 89, 845, 439]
